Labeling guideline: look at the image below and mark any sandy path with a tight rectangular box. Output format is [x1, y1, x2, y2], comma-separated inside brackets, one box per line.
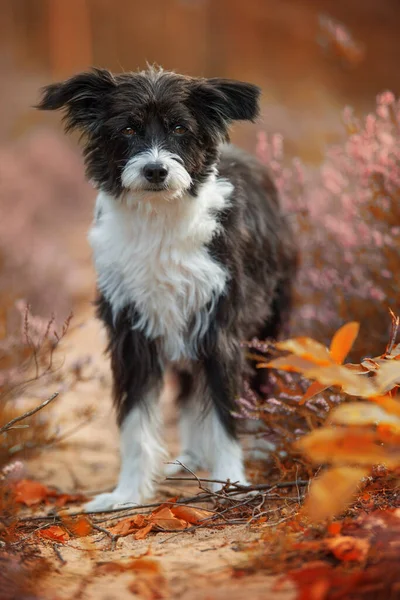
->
[23, 311, 294, 600]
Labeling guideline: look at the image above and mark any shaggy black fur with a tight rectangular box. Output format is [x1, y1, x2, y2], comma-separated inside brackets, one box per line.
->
[37, 66, 296, 446]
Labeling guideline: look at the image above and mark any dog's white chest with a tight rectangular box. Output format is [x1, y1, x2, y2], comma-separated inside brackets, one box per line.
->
[89, 181, 232, 361]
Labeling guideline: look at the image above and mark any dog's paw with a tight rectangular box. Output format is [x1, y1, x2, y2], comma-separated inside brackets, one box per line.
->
[84, 492, 138, 513]
[164, 453, 205, 476]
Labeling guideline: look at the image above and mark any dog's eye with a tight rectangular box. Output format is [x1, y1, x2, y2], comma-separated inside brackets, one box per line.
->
[172, 125, 187, 136]
[122, 127, 136, 136]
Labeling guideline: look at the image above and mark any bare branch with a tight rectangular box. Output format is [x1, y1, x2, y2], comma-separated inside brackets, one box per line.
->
[0, 392, 59, 435]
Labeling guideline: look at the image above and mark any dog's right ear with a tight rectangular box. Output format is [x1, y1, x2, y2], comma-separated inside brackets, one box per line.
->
[36, 68, 116, 134]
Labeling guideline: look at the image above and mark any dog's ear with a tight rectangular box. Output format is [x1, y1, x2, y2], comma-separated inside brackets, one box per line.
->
[189, 78, 260, 135]
[206, 78, 261, 122]
[36, 68, 116, 134]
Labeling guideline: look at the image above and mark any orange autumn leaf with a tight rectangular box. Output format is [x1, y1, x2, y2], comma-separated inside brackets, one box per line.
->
[109, 518, 136, 537]
[98, 557, 161, 574]
[62, 516, 92, 537]
[276, 337, 332, 366]
[299, 381, 328, 405]
[150, 507, 188, 530]
[300, 322, 359, 404]
[376, 423, 400, 444]
[329, 322, 360, 364]
[303, 466, 368, 522]
[260, 355, 318, 373]
[170, 505, 214, 524]
[134, 523, 154, 540]
[14, 479, 86, 507]
[14, 480, 52, 506]
[374, 360, 400, 393]
[128, 558, 161, 573]
[327, 522, 342, 536]
[109, 506, 190, 540]
[329, 402, 400, 427]
[296, 427, 400, 467]
[326, 536, 369, 562]
[303, 364, 377, 397]
[109, 514, 149, 537]
[37, 525, 70, 543]
[373, 395, 400, 418]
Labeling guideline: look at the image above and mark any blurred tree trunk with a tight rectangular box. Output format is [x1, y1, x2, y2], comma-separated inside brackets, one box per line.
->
[47, 0, 92, 78]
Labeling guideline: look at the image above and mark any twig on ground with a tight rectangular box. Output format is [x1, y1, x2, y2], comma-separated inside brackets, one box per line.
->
[0, 392, 59, 435]
[52, 543, 67, 565]
[92, 523, 120, 551]
[165, 475, 309, 492]
[18, 479, 308, 525]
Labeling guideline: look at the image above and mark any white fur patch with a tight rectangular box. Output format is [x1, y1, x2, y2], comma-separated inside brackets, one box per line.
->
[166, 397, 248, 489]
[84, 390, 166, 512]
[88, 177, 233, 361]
[121, 147, 192, 200]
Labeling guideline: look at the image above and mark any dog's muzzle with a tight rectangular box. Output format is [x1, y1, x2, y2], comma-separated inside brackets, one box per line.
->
[143, 163, 168, 184]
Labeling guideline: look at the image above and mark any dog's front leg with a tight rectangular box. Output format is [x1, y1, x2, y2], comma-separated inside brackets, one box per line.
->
[85, 389, 165, 512]
[85, 311, 165, 512]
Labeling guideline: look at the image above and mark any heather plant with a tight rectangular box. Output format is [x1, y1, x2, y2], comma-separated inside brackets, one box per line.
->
[0, 302, 71, 469]
[257, 91, 400, 358]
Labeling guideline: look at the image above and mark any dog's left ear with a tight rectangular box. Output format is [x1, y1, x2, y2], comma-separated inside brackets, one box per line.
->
[206, 78, 261, 122]
[189, 78, 260, 133]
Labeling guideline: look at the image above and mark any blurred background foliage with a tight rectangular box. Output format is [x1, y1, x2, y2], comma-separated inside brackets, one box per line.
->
[0, 0, 399, 355]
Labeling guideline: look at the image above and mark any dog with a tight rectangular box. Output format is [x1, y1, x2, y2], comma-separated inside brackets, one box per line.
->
[37, 66, 297, 512]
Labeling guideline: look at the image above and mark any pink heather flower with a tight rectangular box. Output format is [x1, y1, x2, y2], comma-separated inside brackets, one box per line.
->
[255, 90, 400, 355]
[377, 91, 395, 106]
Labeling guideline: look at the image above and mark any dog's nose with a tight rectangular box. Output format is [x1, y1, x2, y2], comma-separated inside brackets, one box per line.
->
[143, 163, 168, 184]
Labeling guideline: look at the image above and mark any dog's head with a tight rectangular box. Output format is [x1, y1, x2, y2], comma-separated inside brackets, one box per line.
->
[37, 67, 260, 200]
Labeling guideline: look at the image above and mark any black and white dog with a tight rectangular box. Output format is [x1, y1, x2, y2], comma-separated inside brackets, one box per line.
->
[37, 67, 296, 512]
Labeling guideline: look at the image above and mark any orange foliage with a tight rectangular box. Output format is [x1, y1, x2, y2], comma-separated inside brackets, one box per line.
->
[13, 478, 86, 507]
[258, 314, 400, 521]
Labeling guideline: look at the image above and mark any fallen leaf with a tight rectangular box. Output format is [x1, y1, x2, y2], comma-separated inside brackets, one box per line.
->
[303, 467, 368, 521]
[37, 525, 70, 543]
[134, 523, 154, 540]
[127, 558, 161, 573]
[170, 505, 214, 524]
[326, 536, 369, 562]
[279, 562, 333, 600]
[13, 479, 86, 507]
[327, 522, 342, 535]
[109, 518, 138, 537]
[329, 322, 359, 364]
[97, 557, 160, 574]
[14, 480, 52, 506]
[109, 514, 149, 537]
[62, 516, 92, 537]
[150, 507, 187, 530]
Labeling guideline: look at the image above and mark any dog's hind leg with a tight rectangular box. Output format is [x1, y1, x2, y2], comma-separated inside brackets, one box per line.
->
[164, 369, 208, 476]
